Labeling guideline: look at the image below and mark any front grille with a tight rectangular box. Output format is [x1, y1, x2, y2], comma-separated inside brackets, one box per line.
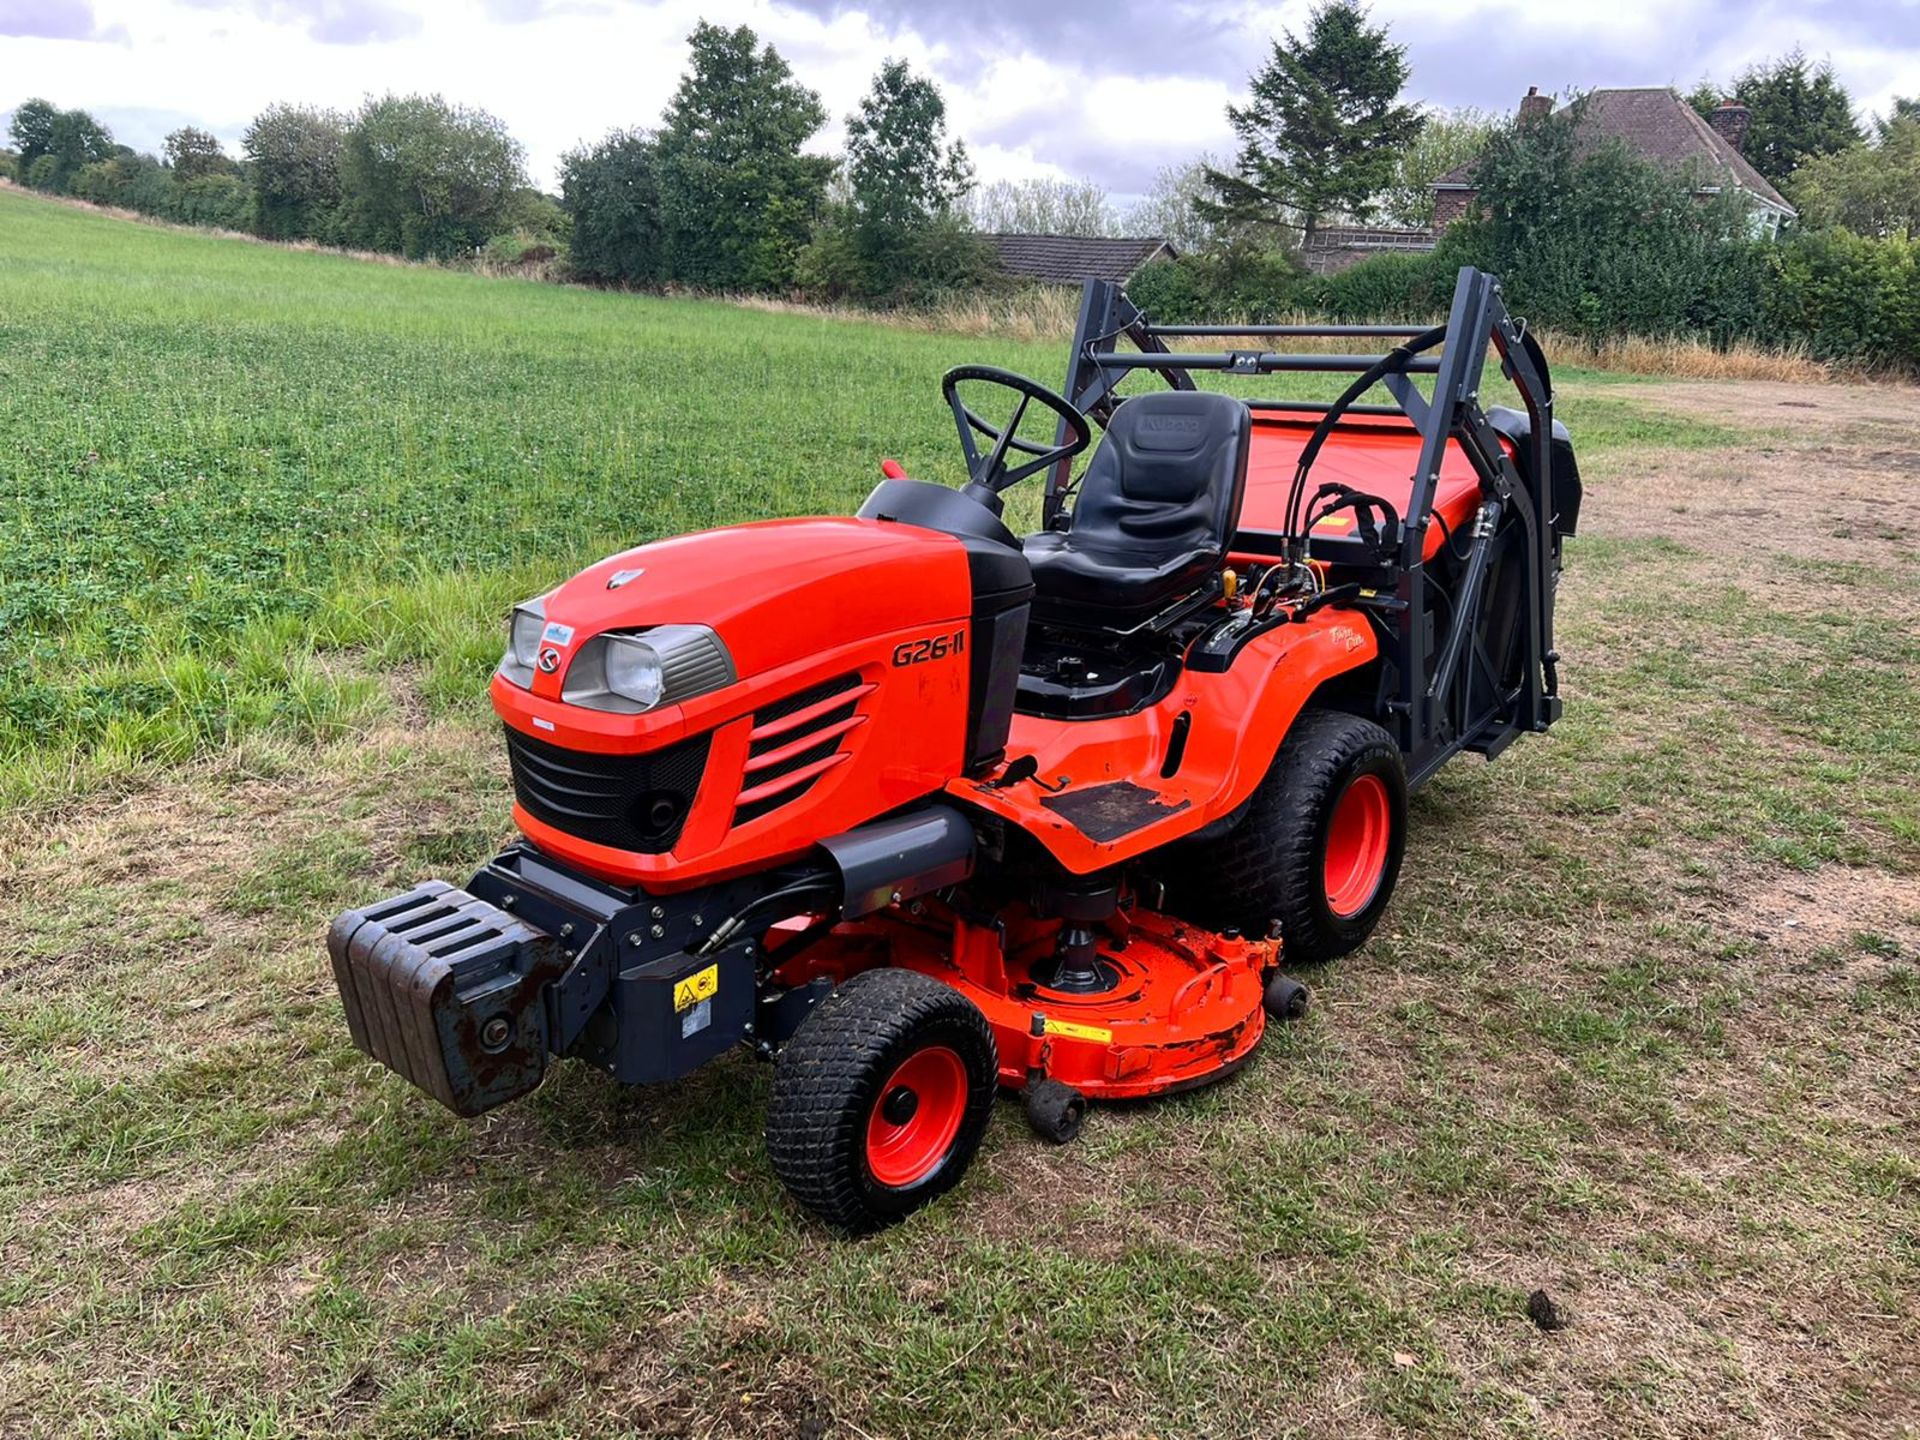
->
[734, 673, 871, 828]
[505, 725, 711, 853]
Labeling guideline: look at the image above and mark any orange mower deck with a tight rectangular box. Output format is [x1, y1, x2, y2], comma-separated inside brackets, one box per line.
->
[770, 902, 1276, 1100]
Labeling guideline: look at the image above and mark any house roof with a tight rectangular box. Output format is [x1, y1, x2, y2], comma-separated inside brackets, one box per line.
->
[1432, 87, 1795, 215]
[984, 233, 1175, 285]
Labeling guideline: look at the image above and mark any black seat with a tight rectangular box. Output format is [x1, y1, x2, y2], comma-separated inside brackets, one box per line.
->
[1024, 391, 1251, 629]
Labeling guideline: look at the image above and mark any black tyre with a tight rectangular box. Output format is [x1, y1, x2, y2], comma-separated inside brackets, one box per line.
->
[1263, 973, 1311, 1022]
[1023, 1079, 1087, 1144]
[765, 968, 997, 1233]
[1164, 709, 1406, 965]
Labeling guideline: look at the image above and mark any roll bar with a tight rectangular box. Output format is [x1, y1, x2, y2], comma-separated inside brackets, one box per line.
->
[1050, 267, 1564, 781]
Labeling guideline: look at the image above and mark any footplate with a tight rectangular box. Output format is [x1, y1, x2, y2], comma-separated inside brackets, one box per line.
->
[328, 881, 567, 1117]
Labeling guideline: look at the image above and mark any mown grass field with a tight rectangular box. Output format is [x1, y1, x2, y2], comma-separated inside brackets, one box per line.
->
[1, 185, 1917, 1439]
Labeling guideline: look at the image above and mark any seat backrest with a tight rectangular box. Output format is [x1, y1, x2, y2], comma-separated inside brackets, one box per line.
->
[1066, 391, 1251, 561]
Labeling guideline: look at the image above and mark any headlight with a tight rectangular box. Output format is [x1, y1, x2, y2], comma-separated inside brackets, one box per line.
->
[509, 599, 547, 669]
[563, 625, 735, 713]
[603, 636, 666, 708]
[498, 595, 551, 689]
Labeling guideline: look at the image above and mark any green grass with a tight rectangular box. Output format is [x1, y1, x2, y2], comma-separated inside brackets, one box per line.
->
[3, 188, 1919, 1439]
[0, 187, 1728, 802]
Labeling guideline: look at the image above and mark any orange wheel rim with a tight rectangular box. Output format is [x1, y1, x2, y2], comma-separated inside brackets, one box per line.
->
[1323, 773, 1391, 918]
[865, 1046, 967, 1188]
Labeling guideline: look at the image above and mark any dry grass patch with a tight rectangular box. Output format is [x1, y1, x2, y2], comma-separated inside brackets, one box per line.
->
[1535, 331, 1831, 384]
[1579, 383, 1920, 635]
[732, 293, 1858, 386]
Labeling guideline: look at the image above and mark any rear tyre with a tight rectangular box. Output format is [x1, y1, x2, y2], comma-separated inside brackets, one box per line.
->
[765, 968, 997, 1233]
[1164, 709, 1406, 966]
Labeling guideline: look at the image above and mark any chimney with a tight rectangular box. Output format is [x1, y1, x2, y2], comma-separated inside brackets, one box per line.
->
[1709, 100, 1752, 154]
[1518, 86, 1552, 123]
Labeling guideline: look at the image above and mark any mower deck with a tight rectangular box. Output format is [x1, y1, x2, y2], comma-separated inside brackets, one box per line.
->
[770, 903, 1275, 1100]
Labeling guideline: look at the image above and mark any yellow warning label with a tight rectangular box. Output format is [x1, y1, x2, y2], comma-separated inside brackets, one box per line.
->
[1040, 1016, 1113, 1044]
[674, 963, 719, 1013]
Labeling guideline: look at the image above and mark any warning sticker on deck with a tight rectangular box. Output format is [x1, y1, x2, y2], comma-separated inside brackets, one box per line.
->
[674, 963, 719, 1013]
[1040, 1016, 1113, 1044]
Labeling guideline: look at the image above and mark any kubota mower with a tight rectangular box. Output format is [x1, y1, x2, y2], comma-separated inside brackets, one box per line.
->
[329, 266, 1580, 1230]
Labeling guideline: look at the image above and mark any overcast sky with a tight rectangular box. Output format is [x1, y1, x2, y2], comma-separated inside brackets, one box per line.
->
[2, 0, 1913, 198]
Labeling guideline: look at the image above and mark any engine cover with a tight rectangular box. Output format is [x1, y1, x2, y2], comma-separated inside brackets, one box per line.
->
[491, 517, 983, 888]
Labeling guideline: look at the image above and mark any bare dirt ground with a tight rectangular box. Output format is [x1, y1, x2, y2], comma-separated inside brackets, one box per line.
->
[0, 379, 1917, 1439]
[1599, 380, 1920, 588]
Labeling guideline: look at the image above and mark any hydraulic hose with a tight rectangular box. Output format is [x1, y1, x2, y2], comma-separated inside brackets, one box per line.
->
[1283, 324, 1447, 557]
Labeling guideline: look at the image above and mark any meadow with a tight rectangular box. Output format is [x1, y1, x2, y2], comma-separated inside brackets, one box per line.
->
[0, 186, 1916, 1438]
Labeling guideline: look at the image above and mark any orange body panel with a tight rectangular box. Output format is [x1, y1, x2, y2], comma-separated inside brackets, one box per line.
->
[947, 608, 1378, 873]
[495, 517, 976, 889]
[492, 502, 1380, 886]
[1239, 413, 1500, 560]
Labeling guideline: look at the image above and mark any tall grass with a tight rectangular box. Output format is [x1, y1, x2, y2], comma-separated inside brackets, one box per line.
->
[756, 286, 1839, 383]
[1528, 328, 1828, 383]
[0, 188, 1154, 797]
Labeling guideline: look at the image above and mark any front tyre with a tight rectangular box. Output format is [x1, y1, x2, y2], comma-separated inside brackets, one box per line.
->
[1166, 710, 1407, 966]
[765, 968, 997, 1233]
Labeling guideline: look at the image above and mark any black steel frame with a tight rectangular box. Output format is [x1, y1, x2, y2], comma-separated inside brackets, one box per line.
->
[1050, 267, 1564, 788]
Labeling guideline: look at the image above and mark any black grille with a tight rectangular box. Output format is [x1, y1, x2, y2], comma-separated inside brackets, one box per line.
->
[505, 725, 711, 853]
[752, 673, 863, 727]
[735, 674, 865, 828]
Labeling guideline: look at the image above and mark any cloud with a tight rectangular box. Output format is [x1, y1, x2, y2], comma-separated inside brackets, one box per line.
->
[479, 0, 612, 19]
[770, 0, 1920, 197]
[966, 71, 1238, 193]
[175, 0, 422, 45]
[90, 102, 249, 156]
[0, 0, 124, 41]
[11, 0, 1918, 195]
[776, 0, 1260, 83]
[300, 0, 419, 43]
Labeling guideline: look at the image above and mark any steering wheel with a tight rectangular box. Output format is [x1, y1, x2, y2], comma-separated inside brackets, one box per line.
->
[941, 365, 1092, 503]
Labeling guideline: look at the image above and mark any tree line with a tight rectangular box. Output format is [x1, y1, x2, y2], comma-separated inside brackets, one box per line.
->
[0, 5, 1514, 296]
[5, 91, 561, 261]
[3, 22, 1017, 301]
[1125, 21, 1918, 365]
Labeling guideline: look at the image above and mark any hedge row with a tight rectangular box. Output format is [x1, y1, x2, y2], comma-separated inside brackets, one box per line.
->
[1128, 227, 1920, 366]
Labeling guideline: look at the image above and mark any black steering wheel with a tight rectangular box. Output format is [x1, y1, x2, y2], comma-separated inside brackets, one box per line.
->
[941, 365, 1092, 502]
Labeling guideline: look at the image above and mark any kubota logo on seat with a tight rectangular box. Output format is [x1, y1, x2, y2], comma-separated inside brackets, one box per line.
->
[1140, 415, 1201, 434]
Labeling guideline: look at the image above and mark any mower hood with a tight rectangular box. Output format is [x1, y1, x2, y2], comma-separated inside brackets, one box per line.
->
[535, 516, 974, 684]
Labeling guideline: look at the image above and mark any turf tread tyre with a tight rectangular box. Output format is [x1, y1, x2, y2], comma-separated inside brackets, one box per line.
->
[765, 968, 996, 1232]
[1165, 709, 1406, 965]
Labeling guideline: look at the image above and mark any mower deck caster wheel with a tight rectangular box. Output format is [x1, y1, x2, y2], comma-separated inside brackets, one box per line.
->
[1025, 1079, 1087, 1144]
[1264, 973, 1310, 1022]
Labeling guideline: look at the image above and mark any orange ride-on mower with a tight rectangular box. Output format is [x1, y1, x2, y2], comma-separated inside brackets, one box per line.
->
[328, 266, 1580, 1231]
